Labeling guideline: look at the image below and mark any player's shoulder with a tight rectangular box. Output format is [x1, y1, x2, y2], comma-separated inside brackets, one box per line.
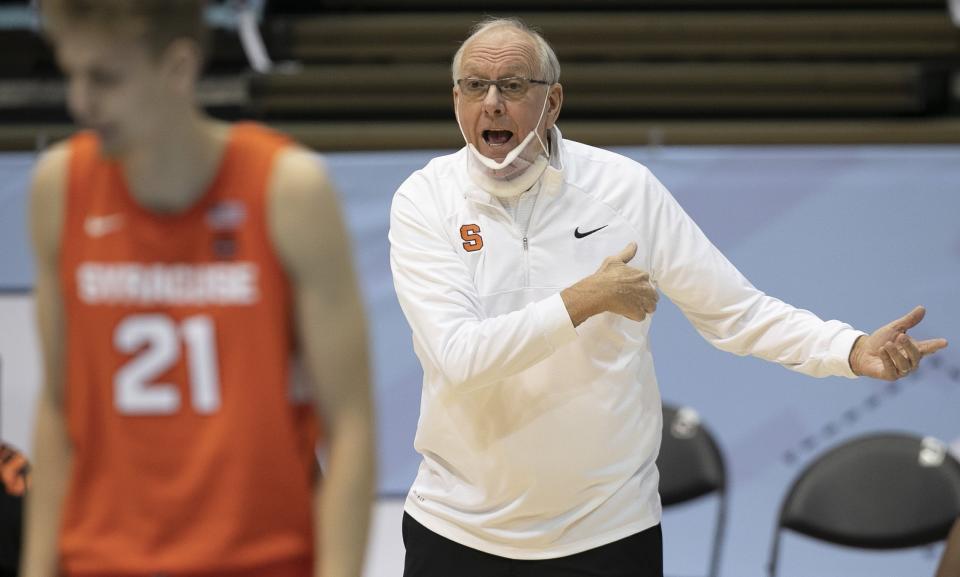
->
[26, 140, 74, 259]
[264, 143, 347, 279]
[266, 144, 339, 245]
[30, 140, 72, 230]
[32, 139, 72, 196]
[269, 144, 332, 205]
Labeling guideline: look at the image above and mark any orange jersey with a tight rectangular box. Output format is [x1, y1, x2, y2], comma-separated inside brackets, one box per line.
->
[58, 124, 319, 576]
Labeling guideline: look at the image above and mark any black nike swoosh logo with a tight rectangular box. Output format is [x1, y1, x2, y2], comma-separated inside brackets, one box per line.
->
[574, 225, 608, 239]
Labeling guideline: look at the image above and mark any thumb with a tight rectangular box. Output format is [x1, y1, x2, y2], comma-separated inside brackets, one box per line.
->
[617, 242, 638, 264]
[892, 305, 926, 332]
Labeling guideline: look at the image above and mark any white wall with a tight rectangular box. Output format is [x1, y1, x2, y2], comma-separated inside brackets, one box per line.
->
[0, 294, 40, 453]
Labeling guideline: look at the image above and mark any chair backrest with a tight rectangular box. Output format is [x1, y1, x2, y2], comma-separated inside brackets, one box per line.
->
[768, 432, 960, 576]
[658, 403, 726, 505]
[657, 403, 727, 577]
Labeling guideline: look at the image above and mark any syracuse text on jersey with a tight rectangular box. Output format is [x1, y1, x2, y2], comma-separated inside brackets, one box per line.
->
[76, 261, 259, 306]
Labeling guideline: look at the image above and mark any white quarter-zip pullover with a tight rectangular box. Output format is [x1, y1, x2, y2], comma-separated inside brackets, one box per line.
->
[388, 127, 863, 559]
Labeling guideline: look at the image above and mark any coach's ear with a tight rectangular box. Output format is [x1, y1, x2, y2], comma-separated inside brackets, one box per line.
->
[545, 82, 563, 130]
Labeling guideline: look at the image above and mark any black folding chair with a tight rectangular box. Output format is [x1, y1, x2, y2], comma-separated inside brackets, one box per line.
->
[658, 404, 727, 577]
[767, 432, 960, 577]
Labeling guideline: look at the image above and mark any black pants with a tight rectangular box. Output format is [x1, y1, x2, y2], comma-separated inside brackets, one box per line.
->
[402, 513, 663, 577]
[0, 490, 21, 577]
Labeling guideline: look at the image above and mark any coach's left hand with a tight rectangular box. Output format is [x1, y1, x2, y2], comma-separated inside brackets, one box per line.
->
[849, 305, 948, 381]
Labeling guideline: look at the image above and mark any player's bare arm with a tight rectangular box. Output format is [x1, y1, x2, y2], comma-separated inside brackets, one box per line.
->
[268, 147, 376, 577]
[936, 517, 960, 577]
[21, 143, 72, 577]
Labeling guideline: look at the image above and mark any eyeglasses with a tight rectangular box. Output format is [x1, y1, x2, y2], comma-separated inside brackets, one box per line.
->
[456, 77, 551, 101]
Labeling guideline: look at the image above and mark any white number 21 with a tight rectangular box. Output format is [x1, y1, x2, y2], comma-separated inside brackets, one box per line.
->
[114, 314, 221, 415]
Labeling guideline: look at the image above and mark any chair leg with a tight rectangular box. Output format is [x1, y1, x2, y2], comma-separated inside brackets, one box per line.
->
[709, 490, 728, 577]
[767, 529, 783, 577]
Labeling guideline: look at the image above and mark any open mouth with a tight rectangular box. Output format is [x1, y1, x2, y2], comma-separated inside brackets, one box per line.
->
[482, 130, 513, 147]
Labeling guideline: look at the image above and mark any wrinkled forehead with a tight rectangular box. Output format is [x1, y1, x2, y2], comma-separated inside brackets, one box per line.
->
[459, 28, 540, 79]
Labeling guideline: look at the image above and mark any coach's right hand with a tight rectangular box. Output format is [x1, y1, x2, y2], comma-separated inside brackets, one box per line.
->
[561, 242, 659, 327]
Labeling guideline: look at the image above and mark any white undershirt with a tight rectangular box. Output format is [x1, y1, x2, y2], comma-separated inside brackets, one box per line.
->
[496, 133, 559, 228]
[497, 187, 539, 232]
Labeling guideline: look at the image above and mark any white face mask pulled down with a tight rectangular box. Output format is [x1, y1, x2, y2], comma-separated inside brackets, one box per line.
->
[455, 88, 552, 198]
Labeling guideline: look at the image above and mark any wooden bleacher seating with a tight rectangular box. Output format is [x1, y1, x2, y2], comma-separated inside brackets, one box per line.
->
[0, 1, 957, 149]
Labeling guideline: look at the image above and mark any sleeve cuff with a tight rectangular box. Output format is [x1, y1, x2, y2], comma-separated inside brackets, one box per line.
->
[533, 293, 579, 352]
[830, 327, 868, 379]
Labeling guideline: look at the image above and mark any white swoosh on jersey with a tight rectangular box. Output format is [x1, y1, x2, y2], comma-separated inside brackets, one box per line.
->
[84, 214, 125, 238]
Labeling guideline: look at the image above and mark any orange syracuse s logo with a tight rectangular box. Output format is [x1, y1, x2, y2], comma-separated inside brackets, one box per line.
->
[460, 224, 483, 252]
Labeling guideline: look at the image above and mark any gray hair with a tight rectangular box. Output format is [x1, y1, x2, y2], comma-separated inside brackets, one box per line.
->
[451, 17, 561, 85]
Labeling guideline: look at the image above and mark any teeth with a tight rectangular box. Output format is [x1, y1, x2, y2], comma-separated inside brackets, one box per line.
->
[483, 130, 513, 146]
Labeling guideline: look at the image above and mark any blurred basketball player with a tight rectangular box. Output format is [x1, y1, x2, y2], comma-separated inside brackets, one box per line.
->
[22, 2, 375, 576]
